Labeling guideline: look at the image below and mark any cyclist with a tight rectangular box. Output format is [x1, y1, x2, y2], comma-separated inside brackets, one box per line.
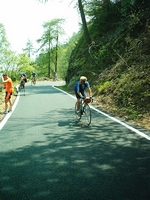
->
[31, 71, 37, 84]
[2, 74, 14, 114]
[74, 76, 92, 112]
[19, 74, 26, 95]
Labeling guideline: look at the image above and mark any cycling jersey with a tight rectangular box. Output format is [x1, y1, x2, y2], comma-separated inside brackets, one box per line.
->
[4, 78, 13, 93]
[32, 72, 36, 77]
[74, 81, 90, 93]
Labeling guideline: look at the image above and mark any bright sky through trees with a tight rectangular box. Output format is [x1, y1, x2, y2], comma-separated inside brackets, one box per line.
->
[0, 0, 80, 53]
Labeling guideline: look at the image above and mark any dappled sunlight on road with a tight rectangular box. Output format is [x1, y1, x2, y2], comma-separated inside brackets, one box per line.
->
[0, 83, 149, 200]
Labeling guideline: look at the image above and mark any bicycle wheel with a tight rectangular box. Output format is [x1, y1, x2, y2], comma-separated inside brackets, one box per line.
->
[75, 102, 81, 121]
[84, 104, 91, 125]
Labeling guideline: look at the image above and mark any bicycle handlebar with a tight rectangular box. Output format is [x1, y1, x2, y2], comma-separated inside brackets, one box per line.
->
[80, 96, 94, 103]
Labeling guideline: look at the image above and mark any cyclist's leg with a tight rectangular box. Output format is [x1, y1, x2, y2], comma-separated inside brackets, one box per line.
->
[34, 77, 36, 84]
[21, 81, 25, 95]
[75, 101, 81, 121]
[19, 82, 22, 91]
[31, 77, 34, 85]
[75, 92, 81, 111]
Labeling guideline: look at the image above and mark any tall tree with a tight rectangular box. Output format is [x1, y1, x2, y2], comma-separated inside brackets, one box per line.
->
[78, 0, 91, 46]
[23, 39, 34, 58]
[0, 23, 11, 66]
[37, 0, 91, 46]
[37, 18, 64, 78]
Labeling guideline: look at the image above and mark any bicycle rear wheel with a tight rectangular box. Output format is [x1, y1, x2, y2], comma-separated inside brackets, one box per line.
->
[75, 102, 81, 121]
[84, 104, 91, 125]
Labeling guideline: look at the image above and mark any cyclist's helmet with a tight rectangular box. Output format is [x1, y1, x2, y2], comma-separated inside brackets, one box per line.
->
[80, 76, 87, 81]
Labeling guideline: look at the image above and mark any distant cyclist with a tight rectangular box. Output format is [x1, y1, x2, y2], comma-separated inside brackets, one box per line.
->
[19, 73, 27, 95]
[74, 76, 92, 111]
[31, 71, 37, 85]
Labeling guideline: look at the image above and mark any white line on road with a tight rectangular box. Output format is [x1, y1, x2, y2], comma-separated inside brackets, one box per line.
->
[0, 95, 20, 130]
[53, 86, 150, 141]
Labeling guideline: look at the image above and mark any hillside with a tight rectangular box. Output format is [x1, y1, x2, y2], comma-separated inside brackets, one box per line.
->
[65, 1, 150, 130]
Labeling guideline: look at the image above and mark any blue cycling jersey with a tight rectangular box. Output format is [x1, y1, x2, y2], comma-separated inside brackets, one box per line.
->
[74, 81, 90, 93]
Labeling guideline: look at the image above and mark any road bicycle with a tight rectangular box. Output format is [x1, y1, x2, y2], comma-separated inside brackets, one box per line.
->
[75, 97, 94, 125]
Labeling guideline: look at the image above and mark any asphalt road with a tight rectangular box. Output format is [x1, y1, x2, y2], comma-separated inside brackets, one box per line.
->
[0, 81, 150, 200]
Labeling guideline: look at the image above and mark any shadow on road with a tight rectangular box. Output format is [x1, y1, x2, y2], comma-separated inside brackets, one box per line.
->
[0, 105, 150, 200]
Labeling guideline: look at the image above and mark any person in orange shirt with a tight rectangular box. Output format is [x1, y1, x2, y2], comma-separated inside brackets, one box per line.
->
[2, 74, 14, 114]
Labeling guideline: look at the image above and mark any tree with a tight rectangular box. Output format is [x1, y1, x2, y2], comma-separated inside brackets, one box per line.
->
[37, 18, 64, 78]
[23, 39, 34, 58]
[37, 0, 91, 46]
[78, 0, 91, 46]
[0, 23, 11, 67]
[16, 53, 34, 78]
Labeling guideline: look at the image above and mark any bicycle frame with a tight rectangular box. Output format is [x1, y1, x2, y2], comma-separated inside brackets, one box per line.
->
[75, 97, 93, 125]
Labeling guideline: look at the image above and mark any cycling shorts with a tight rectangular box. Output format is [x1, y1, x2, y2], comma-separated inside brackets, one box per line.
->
[5, 92, 12, 100]
[75, 91, 85, 99]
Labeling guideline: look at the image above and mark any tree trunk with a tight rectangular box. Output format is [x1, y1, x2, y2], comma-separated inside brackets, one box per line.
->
[55, 34, 58, 73]
[78, 0, 91, 46]
[48, 30, 51, 78]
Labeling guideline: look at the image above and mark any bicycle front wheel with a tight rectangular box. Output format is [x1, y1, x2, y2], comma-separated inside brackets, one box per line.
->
[84, 104, 91, 125]
[75, 102, 81, 121]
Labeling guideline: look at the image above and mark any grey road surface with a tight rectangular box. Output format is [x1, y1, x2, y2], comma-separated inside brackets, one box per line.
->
[0, 81, 150, 200]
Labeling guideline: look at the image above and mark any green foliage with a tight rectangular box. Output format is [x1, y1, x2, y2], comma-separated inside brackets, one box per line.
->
[98, 81, 111, 94]
[36, 18, 65, 78]
[22, 39, 34, 58]
[0, 23, 11, 67]
[65, 0, 150, 121]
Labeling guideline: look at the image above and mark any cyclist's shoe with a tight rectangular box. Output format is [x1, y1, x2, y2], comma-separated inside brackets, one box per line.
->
[8, 109, 12, 112]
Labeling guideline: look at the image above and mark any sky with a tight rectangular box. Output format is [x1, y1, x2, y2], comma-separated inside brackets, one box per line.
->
[0, 0, 80, 54]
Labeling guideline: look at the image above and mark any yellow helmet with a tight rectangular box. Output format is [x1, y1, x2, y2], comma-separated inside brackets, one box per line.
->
[80, 76, 87, 81]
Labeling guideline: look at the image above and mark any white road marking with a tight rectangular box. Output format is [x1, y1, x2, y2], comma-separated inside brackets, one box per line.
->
[54, 86, 150, 141]
[0, 95, 20, 130]
[1, 84, 149, 141]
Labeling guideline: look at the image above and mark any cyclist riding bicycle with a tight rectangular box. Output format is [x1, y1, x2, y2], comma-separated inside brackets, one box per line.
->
[19, 74, 26, 94]
[74, 76, 92, 112]
[31, 71, 37, 84]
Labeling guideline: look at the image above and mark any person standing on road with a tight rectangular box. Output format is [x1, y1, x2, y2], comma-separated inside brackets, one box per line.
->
[74, 76, 92, 111]
[2, 74, 14, 114]
[53, 70, 57, 81]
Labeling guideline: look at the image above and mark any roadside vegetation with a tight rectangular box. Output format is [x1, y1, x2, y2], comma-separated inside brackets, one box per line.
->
[64, 0, 150, 130]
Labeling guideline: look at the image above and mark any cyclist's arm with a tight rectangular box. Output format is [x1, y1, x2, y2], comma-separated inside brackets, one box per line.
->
[2, 78, 9, 83]
[77, 91, 84, 98]
[87, 87, 92, 97]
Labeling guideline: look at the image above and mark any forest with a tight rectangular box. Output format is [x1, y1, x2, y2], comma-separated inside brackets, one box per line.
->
[0, 0, 150, 129]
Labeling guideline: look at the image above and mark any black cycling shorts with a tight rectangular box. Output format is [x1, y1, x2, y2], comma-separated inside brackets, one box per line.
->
[5, 92, 12, 100]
